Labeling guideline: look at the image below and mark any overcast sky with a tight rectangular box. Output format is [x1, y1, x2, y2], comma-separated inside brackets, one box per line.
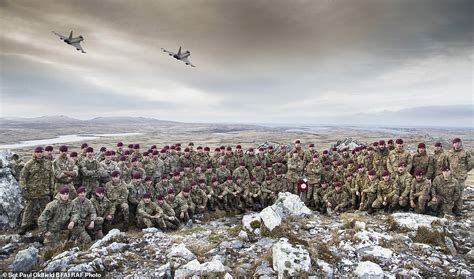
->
[0, 0, 472, 126]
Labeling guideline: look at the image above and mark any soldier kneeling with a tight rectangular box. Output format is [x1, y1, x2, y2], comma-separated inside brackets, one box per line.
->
[137, 192, 167, 230]
[90, 187, 113, 239]
[372, 171, 399, 213]
[409, 168, 431, 214]
[38, 186, 74, 247]
[70, 186, 97, 244]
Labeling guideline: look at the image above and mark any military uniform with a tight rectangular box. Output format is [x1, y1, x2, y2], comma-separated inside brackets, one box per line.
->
[433, 149, 449, 177]
[394, 170, 413, 208]
[158, 200, 180, 229]
[80, 158, 102, 196]
[174, 191, 195, 221]
[100, 159, 118, 183]
[251, 166, 266, 184]
[411, 152, 435, 180]
[20, 156, 54, 231]
[287, 156, 305, 193]
[429, 174, 461, 216]
[137, 200, 166, 229]
[71, 197, 97, 243]
[372, 178, 399, 211]
[387, 149, 412, 174]
[191, 186, 208, 213]
[233, 167, 250, 183]
[243, 181, 264, 210]
[325, 186, 350, 213]
[53, 155, 79, 199]
[409, 177, 431, 214]
[373, 148, 390, 176]
[359, 177, 379, 211]
[90, 195, 112, 238]
[216, 167, 231, 184]
[38, 196, 73, 246]
[105, 180, 129, 224]
[128, 181, 147, 222]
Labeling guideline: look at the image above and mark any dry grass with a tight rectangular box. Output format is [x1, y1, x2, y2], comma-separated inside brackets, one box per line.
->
[411, 226, 447, 253]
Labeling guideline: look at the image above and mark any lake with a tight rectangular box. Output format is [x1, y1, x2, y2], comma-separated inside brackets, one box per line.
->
[0, 133, 143, 149]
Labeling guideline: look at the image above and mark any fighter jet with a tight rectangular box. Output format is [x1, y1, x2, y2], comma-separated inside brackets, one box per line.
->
[52, 31, 86, 53]
[161, 46, 195, 67]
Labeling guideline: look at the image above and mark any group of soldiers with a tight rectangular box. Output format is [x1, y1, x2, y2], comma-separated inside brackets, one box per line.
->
[14, 137, 472, 247]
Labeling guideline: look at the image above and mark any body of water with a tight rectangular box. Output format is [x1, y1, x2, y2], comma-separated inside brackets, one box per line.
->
[0, 133, 143, 149]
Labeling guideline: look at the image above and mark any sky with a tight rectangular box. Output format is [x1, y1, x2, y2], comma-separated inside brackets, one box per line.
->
[0, 0, 472, 126]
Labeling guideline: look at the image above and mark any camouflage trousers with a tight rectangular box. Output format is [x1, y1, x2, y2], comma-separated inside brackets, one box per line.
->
[411, 194, 430, 214]
[43, 229, 70, 248]
[398, 195, 410, 208]
[243, 194, 264, 210]
[82, 179, 99, 198]
[93, 216, 112, 237]
[227, 193, 244, 210]
[454, 179, 465, 213]
[137, 215, 166, 229]
[372, 195, 399, 210]
[359, 192, 377, 210]
[428, 198, 455, 217]
[110, 202, 129, 223]
[21, 197, 50, 228]
[71, 221, 93, 244]
[175, 207, 194, 222]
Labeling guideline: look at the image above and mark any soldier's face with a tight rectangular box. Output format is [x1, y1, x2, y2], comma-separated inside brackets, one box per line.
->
[396, 144, 403, 151]
[78, 192, 86, 200]
[379, 145, 385, 150]
[59, 193, 69, 201]
[415, 175, 423, 181]
[86, 152, 93, 158]
[383, 176, 389, 181]
[335, 186, 341, 192]
[133, 179, 141, 184]
[60, 151, 67, 157]
[157, 200, 164, 205]
[368, 175, 376, 181]
[35, 151, 43, 158]
[144, 198, 151, 203]
[442, 170, 450, 178]
[418, 148, 425, 154]
[145, 181, 152, 186]
[453, 142, 461, 149]
[96, 193, 104, 199]
[398, 166, 405, 173]
[435, 146, 441, 152]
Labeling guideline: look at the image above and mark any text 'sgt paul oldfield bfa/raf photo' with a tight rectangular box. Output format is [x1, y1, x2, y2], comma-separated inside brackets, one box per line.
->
[0, 0, 473, 278]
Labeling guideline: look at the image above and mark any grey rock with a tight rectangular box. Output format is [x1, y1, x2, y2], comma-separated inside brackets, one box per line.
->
[167, 243, 196, 261]
[142, 227, 161, 234]
[444, 236, 457, 255]
[9, 246, 38, 272]
[90, 229, 125, 250]
[106, 242, 129, 253]
[43, 248, 79, 272]
[156, 263, 172, 278]
[174, 259, 226, 278]
[256, 237, 275, 249]
[272, 238, 311, 279]
[353, 261, 383, 279]
[255, 261, 275, 276]
[0, 150, 23, 229]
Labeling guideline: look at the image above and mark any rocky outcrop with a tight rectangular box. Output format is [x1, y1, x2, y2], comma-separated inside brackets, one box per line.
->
[272, 238, 311, 278]
[0, 150, 23, 229]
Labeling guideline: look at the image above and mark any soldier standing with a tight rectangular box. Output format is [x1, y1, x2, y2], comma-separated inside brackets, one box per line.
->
[447, 138, 472, 215]
[387, 139, 412, 174]
[287, 150, 305, 193]
[79, 147, 102, 197]
[19, 146, 54, 235]
[411, 143, 435, 180]
[53, 145, 78, 199]
[432, 142, 449, 177]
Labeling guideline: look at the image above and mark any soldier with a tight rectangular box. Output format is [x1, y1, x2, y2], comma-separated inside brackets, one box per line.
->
[53, 145, 78, 199]
[169, 171, 184, 193]
[275, 171, 289, 193]
[97, 147, 107, 162]
[156, 194, 180, 230]
[304, 143, 318, 165]
[156, 175, 171, 195]
[325, 182, 350, 215]
[115, 142, 124, 159]
[234, 145, 246, 165]
[174, 186, 195, 222]
[131, 144, 143, 161]
[221, 147, 237, 171]
[372, 171, 399, 212]
[130, 158, 146, 179]
[204, 164, 216, 185]
[409, 168, 431, 214]
[313, 180, 330, 213]
[411, 143, 435, 180]
[256, 147, 267, 167]
[229, 176, 245, 212]
[429, 166, 461, 217]
[100, 151, 118, 183]
[394, 162, 413, 210]
[137, 192, 167, 229]
[90, 187, 112, 239]
[387, 139, 395, 151]
[70, 186, 97, 244]
[44, 145, 54, 161]
[105, 170, 129, 230]
[447, 138, 472, 214]
[8, 153, 25, 181]
[19, 146, 54, 235]
[387, 139, 412, 174]
[79, 147, 102, 197]
[117, 156, 132, 184]
[233, 161, 250, 183]
[211, 147, 222, 169]
[216, 161, 231, 184]
[179, 148, 194, 169]
[352, 164, 368, 208]
[243, 177, 264, 210]
[141, 152, 156, 181]
[265, 146, 278, 165]
[432, 142, 449, 177]
[128, 173, 147, 224]
[343, 173, 356, 209]
[251, 162, 266, 184]
[359, 170, 379, 213]
[287, 150, 305, 193]
[207, 177, 220, 211]
[321, 162, 334, 185]
[245, 148, 258, 174]
[261, 176, 278, 206]
[144, 176, 157, 199]
[37, 186, 74, 246]
[373, 140, 390, 176]
[365, 147, 376, 170]
[191, 181, 208, 213]
[215, 176, 233, 210]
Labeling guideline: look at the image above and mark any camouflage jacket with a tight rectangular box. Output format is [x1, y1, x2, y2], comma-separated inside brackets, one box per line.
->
[159, 201, 176, 217]
[20, 157, 54, 199]
[128, 182, 147, 206]
[53, 155, 78, 184]
[105, 180, 129, 204]
[387, 150, 412, 174]
[410, 178, 431, 200]
[137, 201, 163, 218]
[71, 197, 97, 224]
[447, 148, 473, 182]
[431, 175, 460, 201]
[394, 171, 413, 198]
[411, 152, 435, 180]
[433, 150, 449, 177]
[90, 196, 112, 218]
[251, 168, 266, 184]
[38, 197, 73, 233]
[376, 179, 398, 201]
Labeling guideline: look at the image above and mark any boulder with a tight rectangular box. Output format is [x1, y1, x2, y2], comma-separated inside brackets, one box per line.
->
[9, 246, 38, 272]
[0, 150, 23, 229]
[90, 229, 125, 250]
[353, 261, 383, 279]
[357, 246, 393, 262]
[391, 213, 442, 231]
[174, 258, 226, 278]
[167, 243, 196, 261]
[272, 238, 311, 279]
[43, 248, 79, 272]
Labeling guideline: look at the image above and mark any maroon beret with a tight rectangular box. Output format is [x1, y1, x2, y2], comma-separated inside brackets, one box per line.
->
[235, 144, 242, 149]
[144, 176, 152, 182]
[119, 156, 127, 162]
[95, 187, 105, 194]
[161, 175, 168, 179]
[34, 146, 44, 153]
[414, 168, 423, 176]
[182, 186, 191, 193]
[191, 181, 197, 186]
[160, 149, 166, 153]
[59, 145, 68, 152]
[76, 186, 86, 194]
[81, 143, 88, 149]
[226, 147, 232, 151]
[220, 161, 227, 166]
[255, 162, 262, 166]
[215, 147, 221, 152]
[207, 164, 213, 169]
[111, 170, 121, 177]
[70, 151, 78, 157]
[188, 142, 194, 146]
[197, 146, 203, 150]
[266, 162, 273, 167]
[143, 192, 152, 199]
[152, 150, 159, 155]
[164, 145, 170, 149]
[220, 146, 225, 150]
[59, 186, 70, 194]
[132, 173, 142, 180]
[167, 189, 175, 194]
[395, 139, 403, 144]
[259, 148, 264, 151]
[44, 145, 53, 152]
[86, 147, 94, 153]
[382, 170, 390, 177]
[452, 138, 461, 143]
[124, 150, 131, 155]
[398, 161, 406, 167]
[100, 147, 107, 152]
[367, 147, 374, 151]
[268, 146, 273, 150]
[266, 176, 273, 181]
[368, 170, 376, 176]
[156, 194, 165, 201]
[176, 143, 182, 147]
[198, 179, 205, 184]
[309, 143, 315, 147]
[131, 158, 138, 163]
[150, 145, 157, 149]
[117, 142, 123, 147]
[235, 176, 242, 180]
[373, 142, 379, 147]
[358, 164, 365, 169]
[295, 140, 301, 144]
[176, 147, 182, 151]
[211, 177, 218, 183]
[378, 140, 385, 145]
[348, 160, 354, 164]
[105, 151, 112, 156]
[332, 147, 337, 151]
[133, 144, 140, 149]
[184, 148, 190, 152]
[434, 142, 442, 147]
[387, 139, 394, 144]
[143, 151, 149, 156]
[174, 172, 180, 177]
[323, 150, 329, 154]
[442, 165, 450, 171]
[239, 161, 245, 166]
[204, 147, 210, 151]
[128, 144, 134, 148]
[227, 176, 233, 181]
[417, 143, 426, 149]
[170, 146, 176, 150]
